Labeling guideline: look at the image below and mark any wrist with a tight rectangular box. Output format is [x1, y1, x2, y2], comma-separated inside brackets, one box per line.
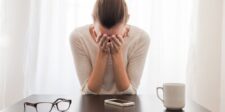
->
[111, 50, 122, 59]
[98, 50, 109, 58]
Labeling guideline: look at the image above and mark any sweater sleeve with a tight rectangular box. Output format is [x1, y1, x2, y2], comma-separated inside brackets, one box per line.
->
[127, 31, 150, 92]
[70, 30, 97, 94]
[117, 84, 136, 94]
[82, 80, 97, 94]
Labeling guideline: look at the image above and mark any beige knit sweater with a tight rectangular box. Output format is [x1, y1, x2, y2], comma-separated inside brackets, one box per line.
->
[70, 25, 150, 94]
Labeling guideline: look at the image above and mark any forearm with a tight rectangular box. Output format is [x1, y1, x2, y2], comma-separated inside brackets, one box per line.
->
[87, 51, 108, 93]
[112, 51, 130, 91]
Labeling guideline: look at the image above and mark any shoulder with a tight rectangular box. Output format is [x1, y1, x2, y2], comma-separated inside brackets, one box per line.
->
[70, 25, 90, 43]
[129, 25, 151, 46]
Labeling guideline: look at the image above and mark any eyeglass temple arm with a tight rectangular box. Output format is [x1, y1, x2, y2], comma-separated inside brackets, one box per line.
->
[53, 98, 70, 103]
[24, 102, 38, 112]
[24, 102, 36, 107]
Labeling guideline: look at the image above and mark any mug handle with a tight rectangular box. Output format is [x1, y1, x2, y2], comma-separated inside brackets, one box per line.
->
[156, 87, 164, 102]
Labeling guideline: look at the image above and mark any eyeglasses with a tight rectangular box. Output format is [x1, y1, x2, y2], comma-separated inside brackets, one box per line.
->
[24, 98, 72, 112]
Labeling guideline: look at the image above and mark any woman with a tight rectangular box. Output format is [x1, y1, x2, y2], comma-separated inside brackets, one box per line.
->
[70, 0, 150, 94]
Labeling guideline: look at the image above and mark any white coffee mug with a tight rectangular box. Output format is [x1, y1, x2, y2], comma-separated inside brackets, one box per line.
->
[156, 83, 185, 110]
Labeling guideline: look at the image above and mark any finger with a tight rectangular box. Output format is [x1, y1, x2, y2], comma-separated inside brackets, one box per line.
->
[99, 34, 107, 47]
[116, 34, 124, 43]
[99, 37, 106, 47]
[98, 35, 104, 46]
[105, 38, 112, 50]
[104, 42, 110, 53]
[96, 32, 102, 43]
[101, 41, 107, 51]
[93, 29, 97, 37]
[111, 39, 119, 50]
[111, 35, 121, 46]
[96, 32, 101, 42]
[109, 41, 114, 50]
[102, 39, 108, 49]
[110, 42, 113, 49]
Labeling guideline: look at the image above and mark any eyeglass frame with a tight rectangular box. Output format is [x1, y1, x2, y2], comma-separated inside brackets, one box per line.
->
[24, 98, 72, 112]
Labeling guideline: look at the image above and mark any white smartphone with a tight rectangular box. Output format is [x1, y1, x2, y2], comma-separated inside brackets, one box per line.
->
[104, 99, 135, 107]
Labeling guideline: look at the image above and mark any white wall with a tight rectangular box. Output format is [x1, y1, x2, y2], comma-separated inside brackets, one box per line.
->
[221, 0, 225, 111]
[0, 0, 30, 109]
[187, 0, 223, 112]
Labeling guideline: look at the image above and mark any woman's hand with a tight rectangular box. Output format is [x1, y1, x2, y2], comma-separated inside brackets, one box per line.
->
[109, 34, 130, 91]
[96, 33, 110, 54]
[87, 33, 110, 93]
[108, 34, 124, 55]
